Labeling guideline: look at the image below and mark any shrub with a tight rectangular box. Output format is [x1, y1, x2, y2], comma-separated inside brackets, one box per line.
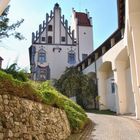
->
[4, 63, 28, 82]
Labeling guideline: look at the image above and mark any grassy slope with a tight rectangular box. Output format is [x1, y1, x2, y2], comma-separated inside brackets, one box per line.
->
[0, 70, 88, 133]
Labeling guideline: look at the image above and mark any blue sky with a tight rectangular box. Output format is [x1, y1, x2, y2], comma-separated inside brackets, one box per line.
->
[0, 0, 118, 71]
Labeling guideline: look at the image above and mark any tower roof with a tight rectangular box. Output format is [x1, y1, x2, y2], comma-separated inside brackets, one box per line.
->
[75, 12, 91, 26]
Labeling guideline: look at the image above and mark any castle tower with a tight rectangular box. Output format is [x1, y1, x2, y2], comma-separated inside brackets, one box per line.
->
[71, 9, 94, 61]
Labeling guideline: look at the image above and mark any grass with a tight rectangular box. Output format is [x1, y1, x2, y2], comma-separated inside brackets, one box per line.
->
[86, 109, 116, 115]
[0, 70, 88, 133]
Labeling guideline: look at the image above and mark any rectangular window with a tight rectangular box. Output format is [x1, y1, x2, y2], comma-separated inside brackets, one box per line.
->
[42, 37, 45, 42]
[111, 82, 115, 94]
[61, 36, 65, 42]
[48, 36, 52, 44]
[48, 25, 52, 31]
[82, 54, 88, 60]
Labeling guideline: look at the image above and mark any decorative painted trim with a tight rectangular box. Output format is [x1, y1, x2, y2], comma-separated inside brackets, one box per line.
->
[33, 42, 76, 46]
[60, 8, 61, 44]
[46, 13, 49, 44]
[53, 7, 55, 44]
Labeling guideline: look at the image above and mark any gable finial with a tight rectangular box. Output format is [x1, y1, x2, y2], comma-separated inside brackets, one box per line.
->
[55, 3, 59, 8]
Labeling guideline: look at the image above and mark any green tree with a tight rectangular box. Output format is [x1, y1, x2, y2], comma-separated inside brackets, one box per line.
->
[0, 5, 24, 40]
[54, 67, 97, 109]
[54, 67, 82, 97]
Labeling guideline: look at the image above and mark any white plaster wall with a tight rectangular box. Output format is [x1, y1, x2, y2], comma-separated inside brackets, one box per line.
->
[71, 11, 77, 38]
[54, 8, 61, 44]
[124, 0, 140, 118]
[83, 62, 95, 74]
[33, 44, 78, 79]
[79, 26, 93, 61]
[125, 68, 135, 114]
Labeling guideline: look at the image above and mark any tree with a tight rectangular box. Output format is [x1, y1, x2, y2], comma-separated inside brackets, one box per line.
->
[54, 67, 97, 109]
[0, 5, 24, 40]
[54, 67, 81, 97]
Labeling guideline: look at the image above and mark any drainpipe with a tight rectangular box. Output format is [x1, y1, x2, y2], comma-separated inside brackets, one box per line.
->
[77, 26, 81, 62]
[95, 59, 99, 109]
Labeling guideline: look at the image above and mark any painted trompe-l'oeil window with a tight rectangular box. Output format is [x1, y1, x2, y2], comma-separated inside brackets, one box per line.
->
[68, 50, 76, 64]
[38, 49, 46, 63]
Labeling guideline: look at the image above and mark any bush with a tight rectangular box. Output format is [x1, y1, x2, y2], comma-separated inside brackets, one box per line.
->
[4, 63, 28, 82]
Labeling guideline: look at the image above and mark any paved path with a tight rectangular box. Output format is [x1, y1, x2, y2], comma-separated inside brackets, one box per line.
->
[87, 113, 140, 140]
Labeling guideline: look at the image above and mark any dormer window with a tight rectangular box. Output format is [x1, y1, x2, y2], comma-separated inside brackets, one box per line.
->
[48, 36, 52, 44]
[48, 25, 52, 31]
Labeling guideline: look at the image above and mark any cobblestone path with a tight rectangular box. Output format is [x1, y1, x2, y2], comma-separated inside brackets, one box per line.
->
[87, 113, 140, 140]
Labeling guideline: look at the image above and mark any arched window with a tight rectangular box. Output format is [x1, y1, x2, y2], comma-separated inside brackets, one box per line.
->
[48, 36, 52, 44]
[38, 49, 46, 63]
[48, 25, 52, 31]
[68, 51, 76, 64]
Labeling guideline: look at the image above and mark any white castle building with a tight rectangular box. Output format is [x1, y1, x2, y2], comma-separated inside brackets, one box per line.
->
[29, 3, 93, 81]
[29, 0, 140, 119]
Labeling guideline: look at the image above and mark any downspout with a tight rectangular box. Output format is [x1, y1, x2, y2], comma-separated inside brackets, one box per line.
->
[95, 59, 99, 109]
[77, 25, 81, 62]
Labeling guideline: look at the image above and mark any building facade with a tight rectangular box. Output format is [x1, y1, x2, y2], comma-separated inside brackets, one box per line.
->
[77, 0, 140, 119]
[29, 3, 93, 81]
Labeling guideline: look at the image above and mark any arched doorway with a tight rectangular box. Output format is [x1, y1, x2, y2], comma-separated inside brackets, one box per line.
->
[115, 47, 135, 114]
[97, 61, 116, 112]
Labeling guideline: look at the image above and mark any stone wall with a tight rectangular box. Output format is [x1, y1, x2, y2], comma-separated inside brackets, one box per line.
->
[0, 93, 71, 140]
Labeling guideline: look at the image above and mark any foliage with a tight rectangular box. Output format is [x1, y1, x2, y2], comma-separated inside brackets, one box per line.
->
[54, 67, 83, 97]
[3, 63, 28, 82]
[0, 5, 24, 40]
[54, 67, 97, 109]
[32, 81, 88, 132]
[0, 70, 41, 102]
[0, 71, 88, 133]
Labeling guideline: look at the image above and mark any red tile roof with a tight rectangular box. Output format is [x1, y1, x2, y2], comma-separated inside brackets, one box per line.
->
[75, 12, 91, 26]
